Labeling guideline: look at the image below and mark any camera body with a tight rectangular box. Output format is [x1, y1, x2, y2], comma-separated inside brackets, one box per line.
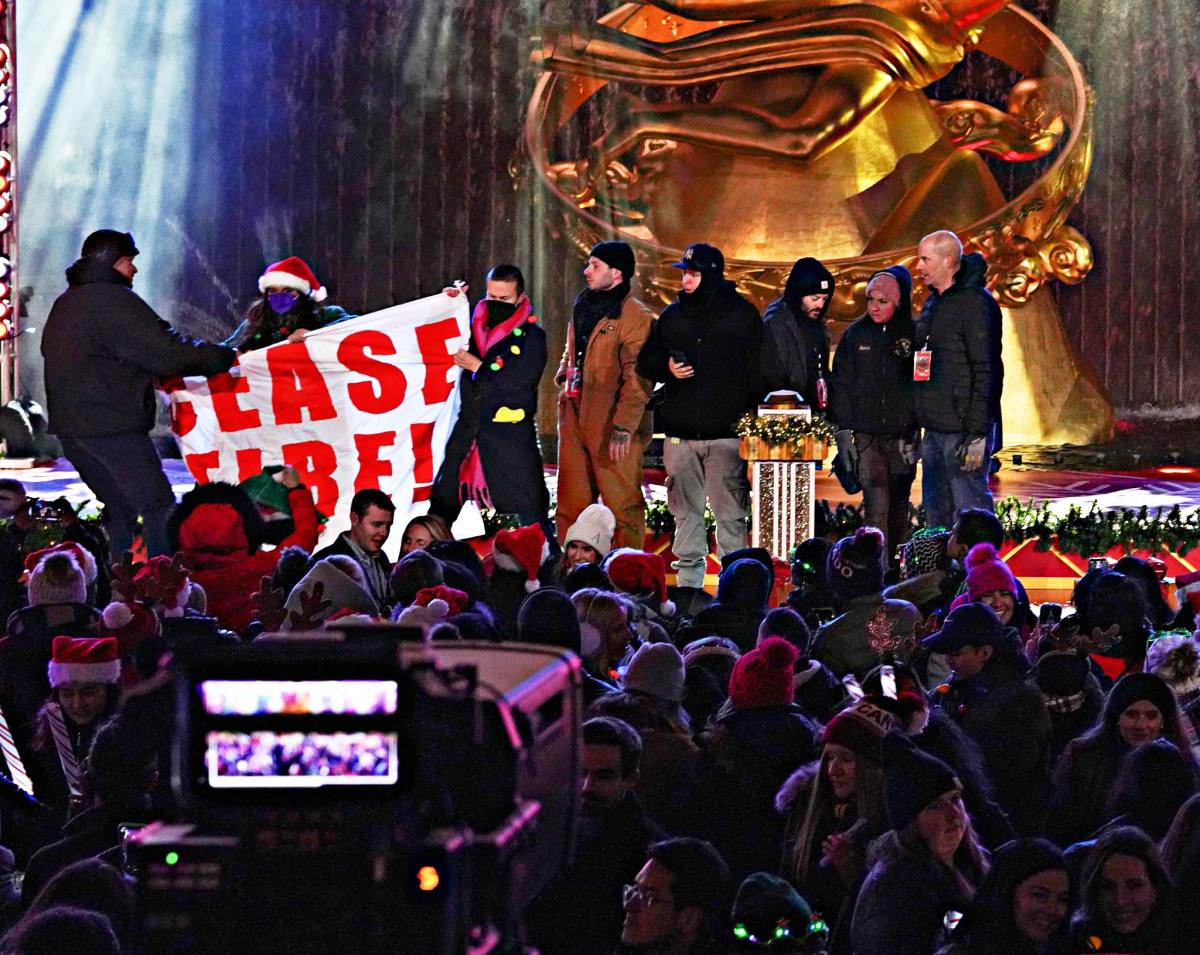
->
[127, 635, 582, 953]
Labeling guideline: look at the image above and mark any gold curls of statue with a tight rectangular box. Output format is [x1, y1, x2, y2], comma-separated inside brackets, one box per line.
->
[523, 1, 1114, 445]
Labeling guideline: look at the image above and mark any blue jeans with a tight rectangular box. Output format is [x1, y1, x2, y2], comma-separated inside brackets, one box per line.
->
[919, 429, 994, 530]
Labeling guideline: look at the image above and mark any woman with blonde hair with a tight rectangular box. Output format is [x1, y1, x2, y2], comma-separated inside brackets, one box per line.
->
[399, 514, 452, 556]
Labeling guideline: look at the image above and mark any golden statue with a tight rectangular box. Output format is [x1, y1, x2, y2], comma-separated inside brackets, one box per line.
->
[524, 0, 1113, 446]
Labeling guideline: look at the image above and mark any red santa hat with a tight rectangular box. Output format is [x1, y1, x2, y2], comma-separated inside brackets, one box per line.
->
[23, 541, 98, 586]
[604, 549, 676, 616]
[1176, 569, 1200, 616]
[492, 523, 548, 593]
[48, 636, 121, 688]
[97, 600, 162, 659]
[258, 256, 328, 302]
[413, 585, 469, 616]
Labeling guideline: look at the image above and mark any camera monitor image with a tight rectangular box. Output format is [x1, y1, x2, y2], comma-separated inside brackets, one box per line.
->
[200, 680, 398, 716]
[197, 680, 401, 789]
[206, 731, 398, 788]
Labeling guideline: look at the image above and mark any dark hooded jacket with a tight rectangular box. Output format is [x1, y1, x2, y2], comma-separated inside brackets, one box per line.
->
[829, 266, 918, 438]
[637, 276, 762, 439]
[913, 252, 1003, 436]
[42, 257, 235, 437]
[760, 258, 834, 407]
[685, 558, 772, 652]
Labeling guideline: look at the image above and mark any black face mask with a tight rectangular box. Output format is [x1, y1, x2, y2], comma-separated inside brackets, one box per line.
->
[486, 300, 518, 326]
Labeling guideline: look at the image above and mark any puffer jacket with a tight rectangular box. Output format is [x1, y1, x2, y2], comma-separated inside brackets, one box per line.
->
[913, 252, 1003, 436]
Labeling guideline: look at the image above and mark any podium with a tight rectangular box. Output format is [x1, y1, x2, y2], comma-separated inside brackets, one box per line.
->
[738, 396, 831, 560]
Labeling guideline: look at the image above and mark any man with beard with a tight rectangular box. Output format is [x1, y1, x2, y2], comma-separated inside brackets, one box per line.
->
[525, 717, 663, 955]
[428, 265, 553, 541]
[556, 241, 655, 550]
[637, 243, 762, 591]
[759, 257, 835, 410]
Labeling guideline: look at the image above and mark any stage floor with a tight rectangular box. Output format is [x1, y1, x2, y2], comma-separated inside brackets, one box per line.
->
[7, 455, 1200, 520]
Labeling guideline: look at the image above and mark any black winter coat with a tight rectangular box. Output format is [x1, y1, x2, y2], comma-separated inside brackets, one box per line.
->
[937, 655, 1051, 835]
[42, 258, 235, 437]
[679, 705, 819, 884]
[913, 252, 1003, 436]
[829, 313, 917, 437]
[637, 279, 762, 439]
[430, 312, 549, 517]
[759, 296, 830, 407]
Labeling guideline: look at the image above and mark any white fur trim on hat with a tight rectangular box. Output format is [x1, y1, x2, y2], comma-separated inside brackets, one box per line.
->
[48, 660, 121, 687]
[259, 270, 327, 301]
[101, 601, 134, 630]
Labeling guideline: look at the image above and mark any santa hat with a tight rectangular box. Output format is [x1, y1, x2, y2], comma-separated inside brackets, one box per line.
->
[605, 549, 676, 616]
[394, 592, 457, 637]
[1176, 570, 1200, 615]
[563, 504, 616, 559]
[728, 636, 798, 710]
[97, 600, 162, 660]
[26, 551, 88, 605]
[413, 585, 469, 616]
[48, 636, 121, 687]
[258, 256, 327, 302]
[24, 541, 98, 586]
[492, 523, 548, 593]
[1145, 633, 1200, 697]
[964, 543, 1018, 600]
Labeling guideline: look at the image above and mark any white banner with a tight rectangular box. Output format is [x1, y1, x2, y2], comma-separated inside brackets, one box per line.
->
[164, 292, 469, 558]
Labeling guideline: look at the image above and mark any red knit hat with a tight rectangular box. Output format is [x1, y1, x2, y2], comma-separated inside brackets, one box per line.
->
[964, 543, 1017, 600]
[258, 256, 327, 302]
[822, 700, 898, 762]
[605, 549, 676, 615]
[729, 636, 798, 710]
[48, 636, 121, 687]
[492, 523, 548, 593]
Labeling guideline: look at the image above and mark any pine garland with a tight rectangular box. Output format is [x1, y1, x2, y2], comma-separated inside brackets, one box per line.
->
[734, 412, 837, 444]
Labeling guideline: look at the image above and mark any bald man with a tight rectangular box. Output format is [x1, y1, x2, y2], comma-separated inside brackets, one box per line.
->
[829, 265, 918, 559]
[912, 230, 1003, 529]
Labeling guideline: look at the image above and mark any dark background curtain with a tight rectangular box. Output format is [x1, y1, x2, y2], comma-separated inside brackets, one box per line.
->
[16, 0, 1200, 434]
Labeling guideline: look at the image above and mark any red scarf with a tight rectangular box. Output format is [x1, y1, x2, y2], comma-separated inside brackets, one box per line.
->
[458, 296, 538, 507]
[471, 294, 534, 355]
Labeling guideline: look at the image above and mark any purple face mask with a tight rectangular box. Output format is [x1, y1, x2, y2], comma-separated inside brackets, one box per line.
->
[268, 291, 299, 315]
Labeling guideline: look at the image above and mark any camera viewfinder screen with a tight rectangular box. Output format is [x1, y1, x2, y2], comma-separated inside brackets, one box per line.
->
[206, 731, 398, 788]
[200, 680, 398, 716]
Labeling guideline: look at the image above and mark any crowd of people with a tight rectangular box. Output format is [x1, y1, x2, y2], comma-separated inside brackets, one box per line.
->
[0, 228, 1188, 952]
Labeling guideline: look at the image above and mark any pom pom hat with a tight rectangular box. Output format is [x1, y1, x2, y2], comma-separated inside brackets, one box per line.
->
[26, 552, 87, 605]
[964, 542, 1018, 599]
[729, 636, 798, 710]
[822, 699, 898, 761]
[48, 636, 121, 687]
[492, 523, 548, 593]
[258, 256, 327, 302]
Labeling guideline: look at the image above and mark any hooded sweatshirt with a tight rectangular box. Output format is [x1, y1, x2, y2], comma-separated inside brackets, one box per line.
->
[829, 265, 918, 437]
[760, 258, 835, 407]
[636, 274, 762, 439]
[913, 252, 1003, 436]
[42, 256, 235, 437]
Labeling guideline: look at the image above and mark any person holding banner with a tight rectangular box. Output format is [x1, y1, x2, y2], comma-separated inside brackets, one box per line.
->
[41, 230, 237, 562]
[223, 256, 355, 352]
[555, 241, 654, 551]
[429, 265, 553, 540]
